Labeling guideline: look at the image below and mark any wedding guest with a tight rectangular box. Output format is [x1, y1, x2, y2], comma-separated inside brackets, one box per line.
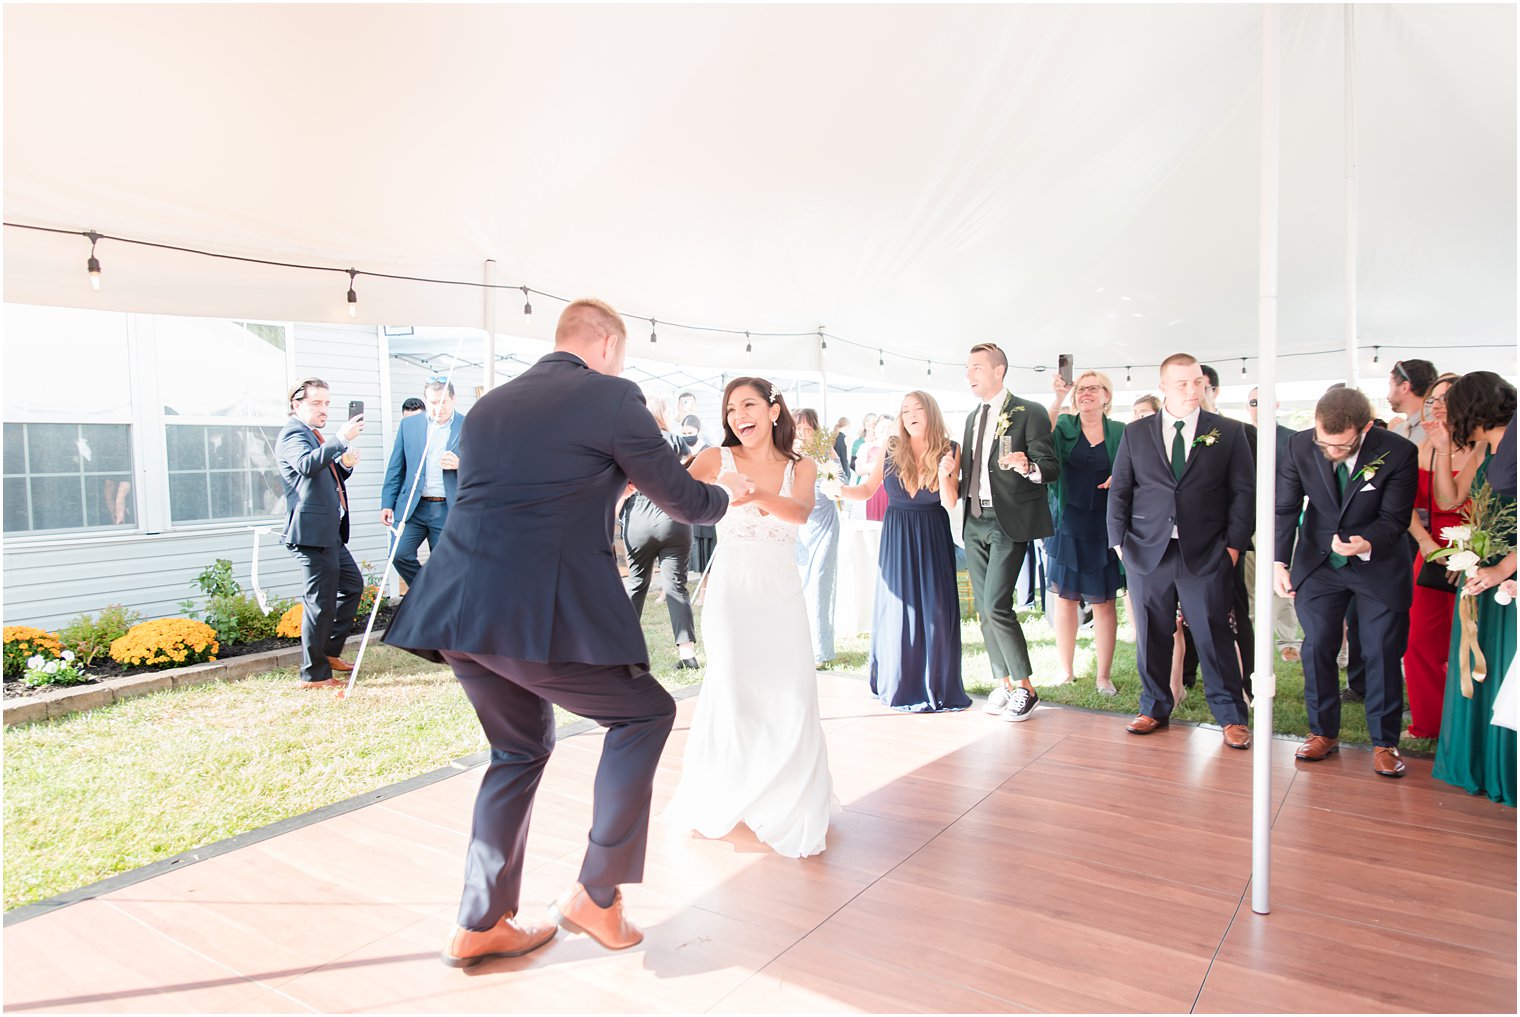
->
[620, 392, 700, 670]
[795, 408, 842, 665]
[1403, 375, 1472, 739]
[1387, 358, 1439, 445]
[401, 397, 426, 417]
[962, 342, 1059, 722]
[1275, 386, 1418, 776]
[832, 416, 851, 469]
[676, 391, 708, 456]
[1109, 353, 1253, 748]
[380, 377, 466, 586]
[843, 391, 969, 712]
[1431, 371, 1516, 806]
[1133, 395, 1162, 419]
[850, 412, 879, 474]
[276, 378, 366, 687]
[1046, 371, 1126, 695]
[864, 417, 893, 522]
[1199, 363, 1254, 690]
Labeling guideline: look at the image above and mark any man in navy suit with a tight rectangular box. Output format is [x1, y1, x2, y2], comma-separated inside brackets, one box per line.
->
[1107, 353, 1254, 749]
[275, 378, 366, 687]
[1274, 386, 1418, 777]
[380, 377, 466, 586]
[385, 299, 753, 968]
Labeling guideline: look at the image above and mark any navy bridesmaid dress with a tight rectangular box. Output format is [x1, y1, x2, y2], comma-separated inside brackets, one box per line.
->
[869, 448, 970, 712]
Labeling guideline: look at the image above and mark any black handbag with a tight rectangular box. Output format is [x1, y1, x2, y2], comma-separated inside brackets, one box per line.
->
[1416, 467, 1460, 592]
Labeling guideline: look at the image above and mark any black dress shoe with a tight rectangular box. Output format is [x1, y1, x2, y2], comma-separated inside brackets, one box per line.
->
[1339, 687, 1365, 704]
[675, 657, 702, 670]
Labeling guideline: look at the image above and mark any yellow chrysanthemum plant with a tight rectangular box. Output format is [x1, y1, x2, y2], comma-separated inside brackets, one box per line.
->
[4, 626, 63, 680]
[108, 619, 219, 670]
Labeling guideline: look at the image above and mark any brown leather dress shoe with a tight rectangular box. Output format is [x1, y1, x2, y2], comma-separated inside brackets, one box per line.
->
[1222, 724, 1252, 750]
[441, 912, 557, 968]
[326, 656, 354, 672]
[549, 884, 643, 950]
[1295, 735, 1340, 761]
[298, 677, 344, 689]
[1373, 746, 1407, 778]
[1126, 714, 1169, 735]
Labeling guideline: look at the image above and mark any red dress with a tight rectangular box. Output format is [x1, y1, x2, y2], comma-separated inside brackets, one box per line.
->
[1403, 465, 1465, 738]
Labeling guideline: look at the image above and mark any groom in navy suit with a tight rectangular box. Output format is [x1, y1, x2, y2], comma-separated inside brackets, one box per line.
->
[1274, 386, 1417, 777]
[385, 299, 752, 968]
[1107, 353, 1255, 749]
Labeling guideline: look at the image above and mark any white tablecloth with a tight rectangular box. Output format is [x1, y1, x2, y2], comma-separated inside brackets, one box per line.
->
[835, 519, 883, 637]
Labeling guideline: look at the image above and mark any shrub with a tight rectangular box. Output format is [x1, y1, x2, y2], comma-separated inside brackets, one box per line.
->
[58, 604, 143, 666]
[109, 619, 219, 669]
[275, 603, 303, 639]
[179, 558, 249, 644]
[24, 650, 90, 689]
[4, 627, 62, 680]
[237, 595, 294, 642]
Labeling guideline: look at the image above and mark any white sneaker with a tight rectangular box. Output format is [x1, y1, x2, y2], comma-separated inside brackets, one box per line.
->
[984, 685, 1011, 715]
[1001, 687, 1040, 723]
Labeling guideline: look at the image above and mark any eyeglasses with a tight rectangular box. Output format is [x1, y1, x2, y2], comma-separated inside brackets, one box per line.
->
[1312, 436, 1362, 453]
[1248, 399, 1259, 407]
[1075, 384, 1105, 395]
[1424, 394, 1447, 406]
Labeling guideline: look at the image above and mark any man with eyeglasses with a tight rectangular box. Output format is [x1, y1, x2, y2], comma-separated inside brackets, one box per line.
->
[1274, 386, 1418, 777]
[1386, 358, 1438, 445]
[381, 377, 466, 589]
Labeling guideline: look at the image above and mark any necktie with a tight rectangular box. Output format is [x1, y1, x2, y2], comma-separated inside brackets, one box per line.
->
[969, 404, 991, 518]
[314, 430, 349, 515]
[1329, 462, 1350, 568]
[1171, 420, 1186, 480]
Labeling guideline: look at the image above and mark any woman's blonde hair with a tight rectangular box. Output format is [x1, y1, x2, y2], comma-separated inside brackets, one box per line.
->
[887, 391, 953, 497]
[644, 391, 671, 431]
[1073, 370, 1114, 415]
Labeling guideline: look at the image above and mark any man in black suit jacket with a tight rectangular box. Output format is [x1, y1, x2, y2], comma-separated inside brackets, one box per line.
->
[275, 378, 366, 688]
[1107, 353, 1254, 748]
[961, 342, 1060, 723]
[386, 299, 751, 968]
[1274, 386, 1418, 778]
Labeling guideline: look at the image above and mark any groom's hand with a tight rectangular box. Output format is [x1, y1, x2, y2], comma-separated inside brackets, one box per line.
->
[716, 470, 756, 504]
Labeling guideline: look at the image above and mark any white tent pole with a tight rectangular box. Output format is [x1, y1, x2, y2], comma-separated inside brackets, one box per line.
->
[818, 333, 830, 421]
[1344, 3, 1359, 386]
[1252, 1, 1281, 918]
[483, 259, 497, 391]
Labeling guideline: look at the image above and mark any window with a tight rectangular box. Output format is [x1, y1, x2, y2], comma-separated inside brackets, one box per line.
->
[165, 424, 283, 524]
[3, 422, 136, 533]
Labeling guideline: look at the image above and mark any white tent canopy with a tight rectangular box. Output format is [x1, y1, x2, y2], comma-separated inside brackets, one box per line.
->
[4, 3, 1515, 387]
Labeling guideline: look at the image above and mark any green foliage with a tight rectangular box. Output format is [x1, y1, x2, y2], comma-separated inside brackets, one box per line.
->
[178, 558, 290, 645]
[23, 651, 90, 689]
[3, 627, 61, 681]
[191, 559, 242, 600]
[59, 604, 143, 666]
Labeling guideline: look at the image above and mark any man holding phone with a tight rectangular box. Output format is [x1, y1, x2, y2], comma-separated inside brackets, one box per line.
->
[962, 342, 1060, 722]
[381, 376, 466, 587]
[276, 377, 367, 687]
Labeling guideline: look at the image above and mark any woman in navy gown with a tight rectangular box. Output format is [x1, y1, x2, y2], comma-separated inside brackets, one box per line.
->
[842, 391, 970, 712]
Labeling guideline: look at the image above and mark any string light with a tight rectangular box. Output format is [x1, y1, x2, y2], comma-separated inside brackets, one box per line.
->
[650, 318, 658, 344]
[346, 269, 358, 318]
[85, 230, 102, 290]
[1240, 357, 1247, 376]
[1372, 346, 1380, 364]
[926, 362, 933, 378]
[744, 331, 752, 360]
[1126, 365, 1132, 384]
[521, 285, 532, 325]
[878, 348, 885, 373]
[818, 327, 827, 351]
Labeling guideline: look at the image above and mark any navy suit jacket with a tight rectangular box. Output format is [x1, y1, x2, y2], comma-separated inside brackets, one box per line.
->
[276, 417, 354, 547]
[384, 351, 731, 666]
[380, 411, 465, 519]
[1106, 409, 1255, 576]
[1274, 426, 1418, 609]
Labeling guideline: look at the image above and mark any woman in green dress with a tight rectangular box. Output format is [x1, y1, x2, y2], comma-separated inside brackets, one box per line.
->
[1430, 371, 1516, 806]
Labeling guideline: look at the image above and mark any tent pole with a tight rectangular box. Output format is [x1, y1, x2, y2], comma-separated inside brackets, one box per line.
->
[483, 259, 497, 391]
[1344, 3, 1359, 385]
[1252, 1, 1281, 918]
[818, 335, 830, 422]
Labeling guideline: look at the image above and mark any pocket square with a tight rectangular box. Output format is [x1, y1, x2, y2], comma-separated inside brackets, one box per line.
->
[1358, 483, 1376, 493]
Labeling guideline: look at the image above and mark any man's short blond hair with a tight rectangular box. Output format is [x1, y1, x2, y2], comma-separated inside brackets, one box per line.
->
[556, 298, 626, 347]
[1158, 352, 1198, 375]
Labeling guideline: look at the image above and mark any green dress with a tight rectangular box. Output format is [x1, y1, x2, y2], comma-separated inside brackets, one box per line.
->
[1432, 456, 1517, 807]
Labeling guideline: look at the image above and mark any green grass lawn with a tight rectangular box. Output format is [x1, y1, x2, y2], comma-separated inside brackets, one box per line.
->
[3, 595, 1423, 912]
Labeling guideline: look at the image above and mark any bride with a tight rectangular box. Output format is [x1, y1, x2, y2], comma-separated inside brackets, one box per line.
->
[664, 376, 837, 858]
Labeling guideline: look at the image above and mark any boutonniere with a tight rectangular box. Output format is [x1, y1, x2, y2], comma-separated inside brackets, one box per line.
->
[1192, 428, 1221, 448]
[1355, 453, 1388, 482]
[993, 404, 1026, 439]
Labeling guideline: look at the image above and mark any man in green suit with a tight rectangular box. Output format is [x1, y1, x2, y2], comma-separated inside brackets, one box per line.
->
[961, 342, 1060, 722]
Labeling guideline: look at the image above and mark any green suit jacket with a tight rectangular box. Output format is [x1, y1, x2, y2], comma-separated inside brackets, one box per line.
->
[960, 392, 1060, 542]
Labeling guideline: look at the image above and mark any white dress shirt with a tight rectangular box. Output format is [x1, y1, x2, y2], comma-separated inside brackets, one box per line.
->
[1160, 406, 1200, 537]
[422, 413, 453, 497]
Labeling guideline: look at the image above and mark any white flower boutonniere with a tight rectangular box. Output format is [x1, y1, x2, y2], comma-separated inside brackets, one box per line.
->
[1355, 453, 1388, 483]
[1192, 428, 1221, 448]
[993, 404, 1026, 439]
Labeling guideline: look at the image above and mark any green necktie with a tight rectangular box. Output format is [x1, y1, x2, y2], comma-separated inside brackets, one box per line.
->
[1170, 420, 1186, 480]
[1329, 462, 1350, 568]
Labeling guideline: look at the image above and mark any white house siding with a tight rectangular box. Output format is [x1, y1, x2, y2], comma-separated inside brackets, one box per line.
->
[2, 320, 392, 631]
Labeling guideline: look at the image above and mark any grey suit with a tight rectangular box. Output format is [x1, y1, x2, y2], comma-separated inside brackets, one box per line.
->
[276, 417, 363, 683]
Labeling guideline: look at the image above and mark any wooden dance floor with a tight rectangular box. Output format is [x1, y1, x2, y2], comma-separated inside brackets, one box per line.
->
[5, 673, 1515, 1013]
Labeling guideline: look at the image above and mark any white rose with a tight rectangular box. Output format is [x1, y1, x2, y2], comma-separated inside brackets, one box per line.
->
[1496, 587, 1515, 607]
[1445, 549, 1481, 575]
[1441, 525, 1472, 544]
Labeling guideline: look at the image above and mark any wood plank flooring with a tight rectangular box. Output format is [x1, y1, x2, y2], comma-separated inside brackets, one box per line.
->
[5, 673, 1514, 1013]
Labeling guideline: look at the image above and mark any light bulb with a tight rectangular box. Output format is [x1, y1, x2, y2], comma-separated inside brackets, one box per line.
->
[522, 286, 532, 324]
[87, 256, 101, 291]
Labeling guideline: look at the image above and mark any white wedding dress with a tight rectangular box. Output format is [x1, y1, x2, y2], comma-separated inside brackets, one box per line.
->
[665, 449, 837, 857]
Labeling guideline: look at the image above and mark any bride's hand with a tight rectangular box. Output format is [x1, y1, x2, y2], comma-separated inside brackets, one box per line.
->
[718, 470, 758, 505]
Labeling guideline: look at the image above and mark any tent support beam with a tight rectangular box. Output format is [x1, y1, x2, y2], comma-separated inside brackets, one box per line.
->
[483, 259, 497, 391]
[1251, 2, 1281, 918]
[1344, 3, 1359, 385]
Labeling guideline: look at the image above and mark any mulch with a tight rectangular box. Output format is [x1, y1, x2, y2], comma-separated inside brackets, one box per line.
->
[4, 604, 397, 700]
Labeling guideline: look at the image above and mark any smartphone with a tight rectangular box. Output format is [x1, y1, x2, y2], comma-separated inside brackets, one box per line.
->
[1058, 353, 1074, 385]
[347, 400, 364, 420]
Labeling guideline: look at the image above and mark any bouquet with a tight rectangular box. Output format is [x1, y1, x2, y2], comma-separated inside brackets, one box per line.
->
[1426, 481, 1517, 695]
[798, 427, 845, 503]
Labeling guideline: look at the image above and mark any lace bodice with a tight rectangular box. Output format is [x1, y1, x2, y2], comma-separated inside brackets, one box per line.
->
[717, 446, 798, 545]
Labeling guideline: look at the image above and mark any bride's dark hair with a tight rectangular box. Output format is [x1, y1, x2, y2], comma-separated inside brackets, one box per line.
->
[720, 377, 800, 461]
